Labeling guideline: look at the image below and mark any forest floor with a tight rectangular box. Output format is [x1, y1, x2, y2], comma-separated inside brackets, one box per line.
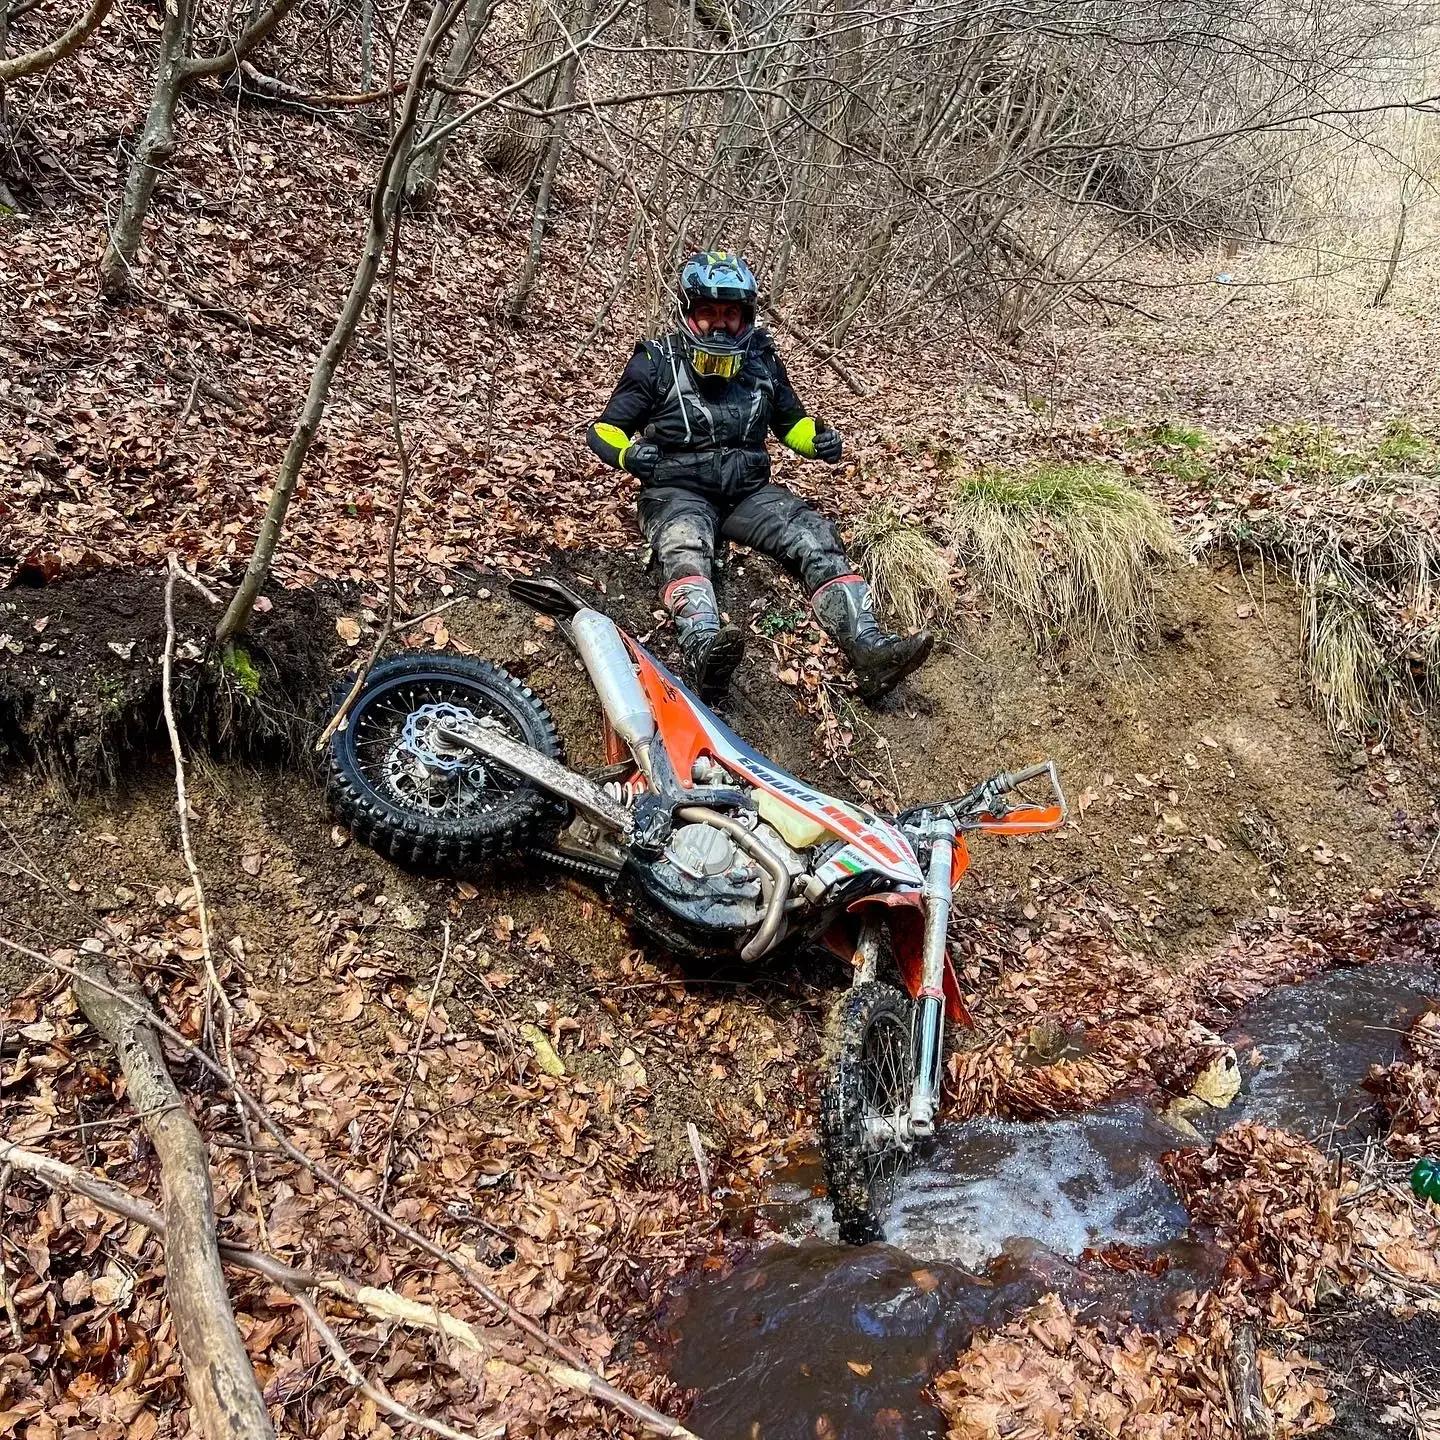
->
[5, 20, 1440, 1439]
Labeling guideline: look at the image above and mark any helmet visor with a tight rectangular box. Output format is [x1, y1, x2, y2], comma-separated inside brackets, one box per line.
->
[690, 348, 743, 379]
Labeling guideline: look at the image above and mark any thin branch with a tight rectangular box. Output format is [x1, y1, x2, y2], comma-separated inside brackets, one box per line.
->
[760, 300, 872, 398]
[161, 557, 269, 1248]
[0, 0, 110, 82]
[234, 60, 409, 108]
[315, 201, 413, 750]
[181, 0, 301, 81]
[411, 0, 628, 158]
[377, 922, 449, 1216]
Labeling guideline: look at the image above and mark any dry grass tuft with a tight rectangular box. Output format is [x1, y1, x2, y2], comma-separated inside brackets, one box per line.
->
[852, 500, 955, 633]
[946, 463, 1179, 656]
[1216, 506, 1440, 742]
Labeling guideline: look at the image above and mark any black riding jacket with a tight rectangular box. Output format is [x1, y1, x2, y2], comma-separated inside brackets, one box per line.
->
[587, 330, 820, 498]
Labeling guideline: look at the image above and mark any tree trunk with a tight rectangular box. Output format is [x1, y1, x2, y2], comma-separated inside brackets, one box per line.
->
[216, 0, 456, 646]
[504, 0, 590, 321]
[73, 960, 274, 1440]
[476, 0, 558, 180]
[98, 0, 189, 300]
[359, 0, 373, 91]
[403, 0, 492, 208]
[0, 1, 15, 211]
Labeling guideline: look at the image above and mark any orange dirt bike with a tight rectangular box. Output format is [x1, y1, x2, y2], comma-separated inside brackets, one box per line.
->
[326, 577, 1067, 1241]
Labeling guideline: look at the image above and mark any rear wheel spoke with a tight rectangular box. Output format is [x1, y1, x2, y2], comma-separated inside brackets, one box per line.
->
[349, 680, 528, 823]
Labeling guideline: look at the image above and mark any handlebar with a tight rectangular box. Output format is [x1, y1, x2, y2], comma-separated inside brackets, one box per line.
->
[992, 760, 1055, 794]
[901, 758, 1068, 832]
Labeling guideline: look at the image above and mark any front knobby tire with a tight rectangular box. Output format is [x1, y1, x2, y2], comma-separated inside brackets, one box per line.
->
[326, 652, 564, 870]
[819, 980, 917, 1245]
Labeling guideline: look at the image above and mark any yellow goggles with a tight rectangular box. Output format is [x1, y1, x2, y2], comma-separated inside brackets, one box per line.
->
[690, 348, 743, 379]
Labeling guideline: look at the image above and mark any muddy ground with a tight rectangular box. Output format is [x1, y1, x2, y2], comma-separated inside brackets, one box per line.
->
[0, 549, 1436, 1437]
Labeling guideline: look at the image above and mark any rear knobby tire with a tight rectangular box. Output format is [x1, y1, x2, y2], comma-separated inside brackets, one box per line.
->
[819, 980, 917, 1245]
[326, 652, 563, 870]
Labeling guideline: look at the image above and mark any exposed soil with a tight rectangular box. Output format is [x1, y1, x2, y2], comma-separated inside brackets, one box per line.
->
[1308, 1305, 1440, 1439]
[1, 547, 1435, 1439]
[0, 568, 335, 783]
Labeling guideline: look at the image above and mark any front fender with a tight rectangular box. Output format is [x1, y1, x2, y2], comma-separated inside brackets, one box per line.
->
[843, 892, 973, 1026]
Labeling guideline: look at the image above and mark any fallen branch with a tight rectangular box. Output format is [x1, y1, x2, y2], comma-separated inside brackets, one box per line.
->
[0, 1163, 20, 1341]
[2, 938, 700, 1440]
[1227, 1323, 1273, 1438]
[760, 300, 872, 398]
[398, 595, 464, 630]
[69, 957, 274, 1440]
[4, 1137, 698, 1435]
[234, 59, 408, 108]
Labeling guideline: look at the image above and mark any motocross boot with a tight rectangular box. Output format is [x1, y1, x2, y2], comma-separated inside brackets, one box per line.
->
[663, 575, 746, 698]
[811, 575, 933, 704]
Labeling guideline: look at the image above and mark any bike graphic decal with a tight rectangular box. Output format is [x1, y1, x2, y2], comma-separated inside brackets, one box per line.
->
[626, 638, 922, 884]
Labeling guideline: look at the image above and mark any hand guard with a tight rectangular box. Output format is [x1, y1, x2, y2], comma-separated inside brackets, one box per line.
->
[624, 440, 662, 480]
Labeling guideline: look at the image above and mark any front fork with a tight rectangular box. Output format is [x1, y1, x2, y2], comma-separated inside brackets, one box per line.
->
[909, 820, 954, 1138]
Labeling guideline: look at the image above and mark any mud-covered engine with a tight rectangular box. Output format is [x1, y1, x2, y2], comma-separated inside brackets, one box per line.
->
[631, 812, 805, 948]
[644, 820, 766, 928]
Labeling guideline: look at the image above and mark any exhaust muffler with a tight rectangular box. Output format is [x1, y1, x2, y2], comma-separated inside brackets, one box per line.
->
[572, 610, 656, 754]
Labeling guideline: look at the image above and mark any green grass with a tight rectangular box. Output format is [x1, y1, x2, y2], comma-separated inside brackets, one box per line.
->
[946, 463, 1178, 655]
[1149, 420, 1210, 452]
[1375, 417, 1435, 471]
[852, 501, 955, 633]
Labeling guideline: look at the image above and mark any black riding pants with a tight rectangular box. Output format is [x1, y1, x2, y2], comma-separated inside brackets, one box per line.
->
[637, 481, 853, 595]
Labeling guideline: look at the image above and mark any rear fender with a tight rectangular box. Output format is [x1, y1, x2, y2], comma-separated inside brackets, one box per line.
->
[843, 892, 973, 1026]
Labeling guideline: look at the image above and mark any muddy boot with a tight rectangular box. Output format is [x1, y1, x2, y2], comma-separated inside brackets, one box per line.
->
[812, 575, 933, 704]
[663, 575, 745, 698]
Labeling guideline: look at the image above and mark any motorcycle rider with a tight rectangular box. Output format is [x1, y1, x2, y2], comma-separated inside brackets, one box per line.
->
[586, 250, 933, 703]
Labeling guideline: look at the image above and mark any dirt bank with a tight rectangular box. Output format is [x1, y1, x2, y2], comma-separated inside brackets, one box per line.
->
[0, 547, 1434, 1438]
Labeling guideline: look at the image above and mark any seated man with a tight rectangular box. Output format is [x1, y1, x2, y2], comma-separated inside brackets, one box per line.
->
[586, 250, 932, 703]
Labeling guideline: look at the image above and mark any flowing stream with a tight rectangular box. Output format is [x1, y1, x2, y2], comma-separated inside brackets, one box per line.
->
[662, 963, 1440, 1440]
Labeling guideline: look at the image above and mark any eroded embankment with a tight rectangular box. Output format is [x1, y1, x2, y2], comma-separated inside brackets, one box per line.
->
[0, 555, 1434, 1439]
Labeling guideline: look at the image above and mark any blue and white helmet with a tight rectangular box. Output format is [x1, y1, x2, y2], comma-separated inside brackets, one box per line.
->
[677, 250, 759, 379]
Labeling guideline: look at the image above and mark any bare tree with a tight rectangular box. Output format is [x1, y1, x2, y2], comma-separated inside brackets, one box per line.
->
[216, 0, 463, 645]
[98, 0, 299, 300]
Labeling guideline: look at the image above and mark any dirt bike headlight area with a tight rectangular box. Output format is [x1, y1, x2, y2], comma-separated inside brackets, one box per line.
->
[2, 560, 1437, 1440]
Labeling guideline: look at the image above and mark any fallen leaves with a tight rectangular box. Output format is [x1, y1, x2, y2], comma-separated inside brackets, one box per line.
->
[935, 1293, 1334, 1440]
